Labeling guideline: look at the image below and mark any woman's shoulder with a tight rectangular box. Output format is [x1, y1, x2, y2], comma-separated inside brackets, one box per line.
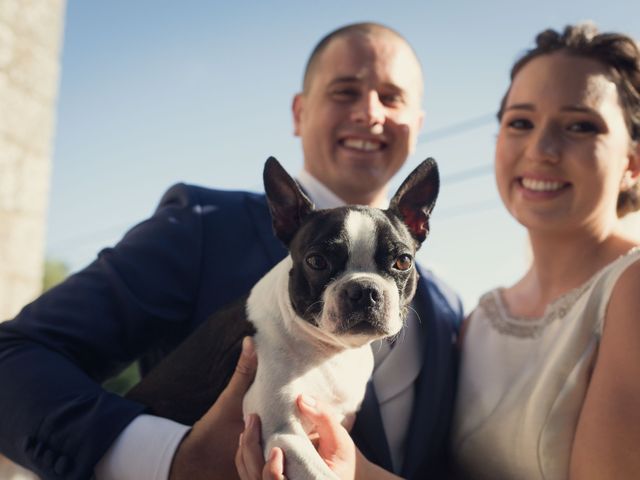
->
[606, 249, 640, 314]
[596, 246, 640, 302]
[589, 245, 640, 332]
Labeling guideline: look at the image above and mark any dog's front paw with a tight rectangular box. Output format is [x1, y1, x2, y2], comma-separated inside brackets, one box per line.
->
[268, 433, 339, 480]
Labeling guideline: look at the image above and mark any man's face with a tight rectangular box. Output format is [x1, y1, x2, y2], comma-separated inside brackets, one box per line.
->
[293, 33, 424, 206]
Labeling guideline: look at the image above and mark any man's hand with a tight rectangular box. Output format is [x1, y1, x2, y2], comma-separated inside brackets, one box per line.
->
[169, 336, 257, 480]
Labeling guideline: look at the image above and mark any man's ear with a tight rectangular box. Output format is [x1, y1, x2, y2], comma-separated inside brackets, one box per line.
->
[388, 158, 439, 245]
[263, 156, 314, 246]
[408, 109, 425, 155]
[292, 94, 304, 137]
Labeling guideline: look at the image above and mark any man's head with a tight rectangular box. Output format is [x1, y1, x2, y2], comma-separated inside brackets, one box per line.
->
[293, 23, 425, 207]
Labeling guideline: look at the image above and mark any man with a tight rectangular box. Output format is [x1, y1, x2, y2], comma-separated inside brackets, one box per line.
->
[0, 23, 462, 480]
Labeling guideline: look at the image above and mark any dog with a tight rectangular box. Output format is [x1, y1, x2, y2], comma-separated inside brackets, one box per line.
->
[127, 156, 440, 479]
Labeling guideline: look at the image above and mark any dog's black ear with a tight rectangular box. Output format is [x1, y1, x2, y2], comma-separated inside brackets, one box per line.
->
[263, 157, 314, 246]
[389, 158, 439, 245]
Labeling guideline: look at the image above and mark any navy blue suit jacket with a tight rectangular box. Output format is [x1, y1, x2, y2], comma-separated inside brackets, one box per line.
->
[0, 184, 463, 479]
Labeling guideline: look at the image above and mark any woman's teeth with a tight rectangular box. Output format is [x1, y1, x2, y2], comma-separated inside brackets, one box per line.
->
[521, 178, 565, 192]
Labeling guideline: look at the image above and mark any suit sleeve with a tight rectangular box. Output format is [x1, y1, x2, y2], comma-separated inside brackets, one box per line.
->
[0, 183, 204, 480]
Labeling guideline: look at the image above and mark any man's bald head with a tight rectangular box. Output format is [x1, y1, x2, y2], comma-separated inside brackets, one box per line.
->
[302, 22, 423, 96]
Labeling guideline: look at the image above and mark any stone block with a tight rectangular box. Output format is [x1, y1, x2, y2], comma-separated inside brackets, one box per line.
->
[0, 23, 14, 70]
[0, 0, 64, 324]
[0, 0, 20, 24]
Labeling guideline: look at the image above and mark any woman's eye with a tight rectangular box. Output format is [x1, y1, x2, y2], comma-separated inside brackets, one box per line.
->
[393, 254, 413, 271]
[507, 118, 533, 130]
[305, 254, 328, 270]
[567, 121, 599, 134]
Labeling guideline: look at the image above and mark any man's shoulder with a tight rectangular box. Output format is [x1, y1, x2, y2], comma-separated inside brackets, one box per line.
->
[157, 183, 267, 209]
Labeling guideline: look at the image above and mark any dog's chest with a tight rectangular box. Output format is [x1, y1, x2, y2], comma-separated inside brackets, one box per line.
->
[245, 339, 374, 423]
[286, 346, 373, 409]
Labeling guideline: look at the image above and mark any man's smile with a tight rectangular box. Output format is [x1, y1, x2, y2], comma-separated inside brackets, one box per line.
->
[339, 136, 387, 152]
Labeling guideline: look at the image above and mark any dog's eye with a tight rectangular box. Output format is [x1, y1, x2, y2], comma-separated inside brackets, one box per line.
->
[393, 254, 413, 271]
[306, 254, 328, 270]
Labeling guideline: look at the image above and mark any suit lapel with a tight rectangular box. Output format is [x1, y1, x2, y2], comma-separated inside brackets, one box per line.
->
[351, 381, 394, 472]
[401, 270, 459, 479]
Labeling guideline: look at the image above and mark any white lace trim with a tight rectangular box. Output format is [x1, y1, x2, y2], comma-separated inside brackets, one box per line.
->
[480, 246, 640, 338]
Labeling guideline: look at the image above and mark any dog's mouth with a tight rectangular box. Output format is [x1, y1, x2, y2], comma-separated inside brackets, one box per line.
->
[333, 311, 394, 337]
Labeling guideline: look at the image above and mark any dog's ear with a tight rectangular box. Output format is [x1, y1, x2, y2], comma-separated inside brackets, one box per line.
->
[388, 158, 439, 245]
[263, 157, 314, 246]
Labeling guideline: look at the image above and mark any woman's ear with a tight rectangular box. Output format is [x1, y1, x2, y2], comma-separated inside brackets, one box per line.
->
[628, 140, 640, 181]
[621, 141, 640, 192]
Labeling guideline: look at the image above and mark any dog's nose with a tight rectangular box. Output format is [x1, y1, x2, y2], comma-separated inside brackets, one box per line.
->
[345, 282, 382, 309]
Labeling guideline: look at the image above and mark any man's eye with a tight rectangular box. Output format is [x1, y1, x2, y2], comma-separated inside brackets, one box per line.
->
[306, 254, 328, 270]
[507, 118, 533, 130]
[393, 254, 413, 271]
[567, 121, 599, 134]
[379, 93, 403, 107]
[331, 89, 359, 101]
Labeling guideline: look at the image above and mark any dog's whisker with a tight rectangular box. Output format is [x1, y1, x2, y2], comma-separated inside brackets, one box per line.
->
[302, 300, 324, 323]
[407, 304, 422, 325]
[372, 341, 386, 354]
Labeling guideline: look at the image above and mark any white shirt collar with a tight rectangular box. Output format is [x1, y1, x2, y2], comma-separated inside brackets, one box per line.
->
[296, 168, 389, 210]
[296, 169, 346, 210]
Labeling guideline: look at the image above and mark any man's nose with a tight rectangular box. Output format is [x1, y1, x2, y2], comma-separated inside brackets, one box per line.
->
[350, 91, 386, 127]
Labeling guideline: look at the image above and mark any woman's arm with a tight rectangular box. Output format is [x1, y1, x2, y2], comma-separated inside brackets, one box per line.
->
[570, 260, 640, 478]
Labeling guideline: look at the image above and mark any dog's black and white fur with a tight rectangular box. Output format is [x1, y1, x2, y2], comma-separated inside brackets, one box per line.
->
[127, 156, 439, 479]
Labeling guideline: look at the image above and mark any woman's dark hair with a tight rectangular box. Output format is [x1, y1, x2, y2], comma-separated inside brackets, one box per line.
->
[498, 23, 640, 215]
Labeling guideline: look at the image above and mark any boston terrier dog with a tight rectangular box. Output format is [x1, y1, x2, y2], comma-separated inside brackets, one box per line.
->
[127, 156, 439, 479]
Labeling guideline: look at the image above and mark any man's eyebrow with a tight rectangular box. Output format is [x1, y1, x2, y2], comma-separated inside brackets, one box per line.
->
[328, 76, 361, 85]
[503, 103, 535, 111]
[327, 76, 406, 93]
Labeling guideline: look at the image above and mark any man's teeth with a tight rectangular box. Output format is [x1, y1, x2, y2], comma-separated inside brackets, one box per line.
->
[343, 138, 381, 151]
[521, 178, 565, 192]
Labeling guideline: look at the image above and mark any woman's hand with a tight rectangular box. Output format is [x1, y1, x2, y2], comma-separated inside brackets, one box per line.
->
[296, 395, 357, 479]
[296, 397, 401, 479]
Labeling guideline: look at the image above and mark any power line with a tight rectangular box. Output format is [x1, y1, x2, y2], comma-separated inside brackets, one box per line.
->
[442, 164, 492, 184]
[418, 113, 496, 143]
[48, 112, 499, 251]
[436, 199, 501, 220]
[48, 222, 134, 250]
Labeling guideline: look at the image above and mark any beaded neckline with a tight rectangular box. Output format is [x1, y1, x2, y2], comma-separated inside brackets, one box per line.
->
[479, 246, 640, 338]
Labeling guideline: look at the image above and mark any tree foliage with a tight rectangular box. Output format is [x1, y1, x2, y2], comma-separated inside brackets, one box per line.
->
[42, 258, 69, 292]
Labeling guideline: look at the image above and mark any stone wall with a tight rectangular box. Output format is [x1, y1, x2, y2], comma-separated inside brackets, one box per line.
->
[0, 0, 65, 322]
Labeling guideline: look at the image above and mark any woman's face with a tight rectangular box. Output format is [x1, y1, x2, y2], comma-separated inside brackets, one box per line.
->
[495, 51, 638, 235]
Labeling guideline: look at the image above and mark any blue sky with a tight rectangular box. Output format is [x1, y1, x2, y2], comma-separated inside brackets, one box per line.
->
[47, 0, 640, 309]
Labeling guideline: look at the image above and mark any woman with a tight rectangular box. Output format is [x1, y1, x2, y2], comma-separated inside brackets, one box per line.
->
[236, 23, 640, 479]
[451, 23, 640, 480]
